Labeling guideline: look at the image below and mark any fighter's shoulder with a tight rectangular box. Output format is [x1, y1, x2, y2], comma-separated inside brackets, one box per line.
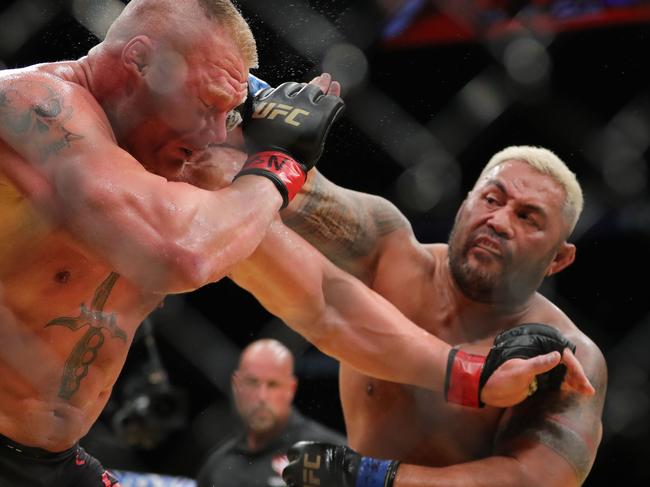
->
[496, 302, 606, 483]
[376, 231, 441, 274]
[531, 294, 606, 374]
[2, 65, 76, 97]
[0, 64, 109, 125]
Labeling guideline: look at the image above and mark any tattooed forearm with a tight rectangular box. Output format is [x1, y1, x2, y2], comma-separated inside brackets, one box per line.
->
[283, 172, 408, 267]
[0, 79, 83, 162]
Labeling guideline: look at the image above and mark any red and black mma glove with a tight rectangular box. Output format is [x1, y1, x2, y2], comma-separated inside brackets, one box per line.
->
[235, 82, 345, 208]
[283, 441, 400, 487]
[445, 323, 577, 407]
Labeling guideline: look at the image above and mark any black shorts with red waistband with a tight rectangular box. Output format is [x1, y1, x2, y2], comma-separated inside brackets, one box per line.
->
[0, 432, 121, 487]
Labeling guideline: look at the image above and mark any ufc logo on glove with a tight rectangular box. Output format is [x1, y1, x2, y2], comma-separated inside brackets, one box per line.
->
[252, 102, 310, 126]
[302, 453, 321, 487]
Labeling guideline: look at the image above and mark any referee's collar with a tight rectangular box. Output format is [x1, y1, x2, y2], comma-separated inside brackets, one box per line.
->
[233, 409, 305, 455]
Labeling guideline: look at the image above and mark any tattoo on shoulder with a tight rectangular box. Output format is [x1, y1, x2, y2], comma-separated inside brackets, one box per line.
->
[496, 366, 607, 483]
[0, 79, 83, 161]
[284, 173, 408, 262]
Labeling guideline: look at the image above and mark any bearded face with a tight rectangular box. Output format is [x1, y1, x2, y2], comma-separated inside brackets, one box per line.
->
[447, 162, 572, 305]
[448, 218, 552, 304]
[238, 401, 277, 433]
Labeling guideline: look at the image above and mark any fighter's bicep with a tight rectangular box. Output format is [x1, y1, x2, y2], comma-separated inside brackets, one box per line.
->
[495, 356, 606, 484]
[496, 406, 599, 483]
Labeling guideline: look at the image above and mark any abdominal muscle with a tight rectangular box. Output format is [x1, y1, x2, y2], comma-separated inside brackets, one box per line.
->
[0, 282, 145, 452]
[0, 203, 153, 451]
[0, 385, 113, 452]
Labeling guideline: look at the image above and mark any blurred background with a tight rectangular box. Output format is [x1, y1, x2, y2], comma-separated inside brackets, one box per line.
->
[1, 0, 649, 485]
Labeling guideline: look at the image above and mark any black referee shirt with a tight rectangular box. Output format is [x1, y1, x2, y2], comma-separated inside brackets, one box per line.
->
[196, 410, 345, 487]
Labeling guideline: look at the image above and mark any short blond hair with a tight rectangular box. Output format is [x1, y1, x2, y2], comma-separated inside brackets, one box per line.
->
[198, 0, 258, 68]
[477, 146, 584, 234]
[105, 0, 258, 69]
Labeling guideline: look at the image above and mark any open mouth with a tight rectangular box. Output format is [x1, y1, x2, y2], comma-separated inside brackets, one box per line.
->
[471, 236, 502, 257]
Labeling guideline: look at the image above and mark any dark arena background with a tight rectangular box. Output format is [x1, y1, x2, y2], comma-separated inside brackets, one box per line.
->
[1, 0, 650, 485]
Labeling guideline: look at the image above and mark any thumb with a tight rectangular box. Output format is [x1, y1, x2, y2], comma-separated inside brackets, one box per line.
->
[287, 441, 308, 461]
[525, 351, 562, 375]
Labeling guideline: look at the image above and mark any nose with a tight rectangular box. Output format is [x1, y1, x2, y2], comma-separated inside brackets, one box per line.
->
[256, 383, 271, 401]
[201, 111, 228, 145]
[486, 207, 514, 239]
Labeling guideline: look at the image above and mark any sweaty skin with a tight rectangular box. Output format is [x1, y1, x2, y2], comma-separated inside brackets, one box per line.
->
[0, 25, 548, 457]
[0, 62, 271, 452]
[0, 0, 283, 451]
[0, 2, 594, 464]
[280, 164, 606, 486]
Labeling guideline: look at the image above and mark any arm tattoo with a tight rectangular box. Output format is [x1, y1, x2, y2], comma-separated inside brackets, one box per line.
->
[495, 366, 607, 484]
[45, 272, 127, 400]
[0, 80, 83, 161]
[284, 173, 408, 267]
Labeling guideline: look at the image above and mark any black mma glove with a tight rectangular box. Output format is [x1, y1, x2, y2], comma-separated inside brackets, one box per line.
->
[235, 81, 345, 208]
[283, 441, 400, 487]
[480, 322, 576, 396]
[445, 323, 576, 407]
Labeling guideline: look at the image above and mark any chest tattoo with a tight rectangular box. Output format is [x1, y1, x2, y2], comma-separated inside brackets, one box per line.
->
[45, 272, 127, 399]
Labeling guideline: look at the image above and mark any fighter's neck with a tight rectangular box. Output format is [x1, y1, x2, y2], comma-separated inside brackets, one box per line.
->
[438, 252, 535, 336]
[32, 57, 94, 91]
[245, 420, 289, 453]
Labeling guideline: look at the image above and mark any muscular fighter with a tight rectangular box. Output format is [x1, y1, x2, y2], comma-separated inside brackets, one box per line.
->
[0, 0, 346, 484]
[270, 146, 606, 487]
[0, 0, 592, 483]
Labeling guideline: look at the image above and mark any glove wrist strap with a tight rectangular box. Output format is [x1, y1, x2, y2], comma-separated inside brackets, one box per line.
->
[445, 348, 486, 408]
[235, 151, 306, 209]
[357, 457, 399, 487]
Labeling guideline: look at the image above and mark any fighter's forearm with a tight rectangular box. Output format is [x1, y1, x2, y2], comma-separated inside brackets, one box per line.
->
[283, 440, 581, 487]
[315, 266, 451, 391]
[393, 455, 577, 487]
[282, 170, 409, 282]
[230, 220, 450, 392]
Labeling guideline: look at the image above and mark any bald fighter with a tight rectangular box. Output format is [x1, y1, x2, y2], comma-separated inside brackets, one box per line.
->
[270, 146, 607, 487]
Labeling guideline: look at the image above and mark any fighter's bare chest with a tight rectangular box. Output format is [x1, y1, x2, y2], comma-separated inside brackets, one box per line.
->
[0, 195, 153, 323]
[2, 238, 153, 317]
[340, 366, 504, 464]
[342, 275, 504, 462]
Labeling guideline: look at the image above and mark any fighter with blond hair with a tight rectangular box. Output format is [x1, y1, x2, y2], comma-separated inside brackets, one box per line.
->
[252, 146, 607, 487]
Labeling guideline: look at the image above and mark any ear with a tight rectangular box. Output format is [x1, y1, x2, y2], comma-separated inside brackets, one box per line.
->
[454, 197, 469, 222]
[546, 242, 575, 277]
[287, 376, 298, 400]
[122, 36, 153, 76]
